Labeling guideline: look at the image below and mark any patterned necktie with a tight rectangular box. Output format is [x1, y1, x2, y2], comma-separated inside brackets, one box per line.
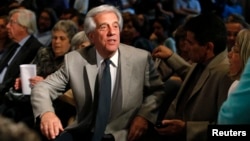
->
[92, 59, 111, 141]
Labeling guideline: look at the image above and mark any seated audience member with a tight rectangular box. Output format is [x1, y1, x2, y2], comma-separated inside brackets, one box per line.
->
[218, 58, 250, 124]
[0, 15, 13, 60]
[34, 8, 58, 46]
[71, 30, 90, 50]
[149, 17, 176, 53]
[224, 13, 250, 52]
[152, 13, 233, 141]
[0, 8, 43, 103]
[172, 25, 192, 63]
[226, 29, 250, 95]
[60, 8, 85, 31]
[121, 12, 154, 53]
[136, 13, 151, 39]
[31, 4, 165, 141]
[218, 29, 250, 124]
[0, 116, 41, 141]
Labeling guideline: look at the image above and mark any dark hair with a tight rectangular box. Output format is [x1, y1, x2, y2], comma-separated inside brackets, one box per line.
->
[225, 13, 250, 29]
[153, 17, 171, 31]
[60, 8, 79, 19]
[123, 13, 143, 34]
[173, 25, 186, 45]
[40, 8, 58, 30]
[184, 13, 227, 55]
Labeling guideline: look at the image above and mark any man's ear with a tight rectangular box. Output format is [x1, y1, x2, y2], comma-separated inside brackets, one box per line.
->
[87, 32, 94, 43]
[206, 42, 214, 52]
[206, 41, 215, 57]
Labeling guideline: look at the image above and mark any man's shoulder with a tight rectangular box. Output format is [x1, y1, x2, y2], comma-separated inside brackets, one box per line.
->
[119, 43, 150, 55]
[25, 35, 43, 48]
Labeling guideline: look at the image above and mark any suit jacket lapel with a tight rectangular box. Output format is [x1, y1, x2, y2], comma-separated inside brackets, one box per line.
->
[175, 65, 196, 101]
[190, 67, 209, 99]
[82, 46, 98, 99]
[187, 50, 228, 102]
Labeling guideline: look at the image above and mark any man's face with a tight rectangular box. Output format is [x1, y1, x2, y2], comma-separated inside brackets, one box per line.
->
[89, 11, 120, 58]
[6, 13, 26, 42]
[153, 21, 165, 38]
[185, 31, 207, 63]
[226, 23, 244, 51]
[38, 11, 52, 32]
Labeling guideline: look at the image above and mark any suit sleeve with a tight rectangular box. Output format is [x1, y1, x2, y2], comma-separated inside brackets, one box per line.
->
[137, 53, 166, 124]
[31, 61, 69, 118]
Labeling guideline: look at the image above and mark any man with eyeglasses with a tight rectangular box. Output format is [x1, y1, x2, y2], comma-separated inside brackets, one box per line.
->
[0, 8, 43, 127]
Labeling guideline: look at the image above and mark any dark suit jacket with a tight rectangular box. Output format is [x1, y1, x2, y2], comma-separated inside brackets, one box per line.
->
[0, 35, 43, 99]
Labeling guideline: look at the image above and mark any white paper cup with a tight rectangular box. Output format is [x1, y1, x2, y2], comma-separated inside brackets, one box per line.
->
[20, 64, 37, 95]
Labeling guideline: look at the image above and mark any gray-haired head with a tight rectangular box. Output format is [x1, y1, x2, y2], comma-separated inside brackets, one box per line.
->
[52, 20, 78, 44]
[84, 4, 123, 35]
[0, 116, 41, 141]
[71, 31, 90, 50]
[9, 8, 37, 34]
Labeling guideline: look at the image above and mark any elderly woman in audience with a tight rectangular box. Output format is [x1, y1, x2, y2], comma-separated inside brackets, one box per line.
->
[218, 29, 250, 124]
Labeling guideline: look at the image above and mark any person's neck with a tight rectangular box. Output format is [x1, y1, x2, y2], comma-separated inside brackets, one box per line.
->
[15, 33, 30, 43]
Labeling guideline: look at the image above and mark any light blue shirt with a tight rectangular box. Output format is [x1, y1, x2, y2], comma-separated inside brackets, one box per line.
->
[218, 58, 250, 124]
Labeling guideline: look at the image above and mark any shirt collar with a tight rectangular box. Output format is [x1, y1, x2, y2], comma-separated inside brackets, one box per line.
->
[17, 35, 31, 47]
[96, 49, 119, 68]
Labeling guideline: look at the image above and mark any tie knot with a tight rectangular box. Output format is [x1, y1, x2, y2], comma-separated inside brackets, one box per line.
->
[104, 59, 111, 66]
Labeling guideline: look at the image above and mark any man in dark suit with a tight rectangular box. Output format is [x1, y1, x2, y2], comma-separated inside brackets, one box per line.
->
[0, 8, 42, 99]
[31, 4, 165, 141]
[0, 8, 42, 128]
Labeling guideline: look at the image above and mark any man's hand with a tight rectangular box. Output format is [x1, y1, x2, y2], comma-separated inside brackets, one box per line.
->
[128, 116, 149, 141]
[154, 119, 185, 136]
[29, 76, 44, 87]
[40, 111, 64, 140]
[14, 77, 21, 90]
[152, 45, 173, 59]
